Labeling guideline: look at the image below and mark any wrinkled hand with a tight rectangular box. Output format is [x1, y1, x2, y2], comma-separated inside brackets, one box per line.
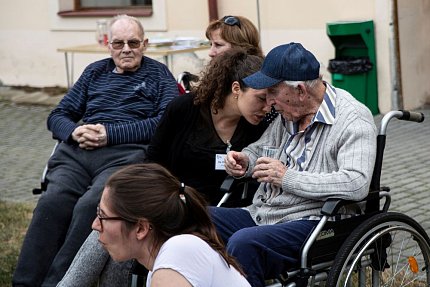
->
[71, 124, 107, 150]
[252, 157, 287, 187]
[225, 151, 250, 177]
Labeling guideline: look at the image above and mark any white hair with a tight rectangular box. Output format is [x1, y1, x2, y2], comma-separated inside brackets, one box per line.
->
[284, 75, 322, 90]
[109, 14, 145, 40]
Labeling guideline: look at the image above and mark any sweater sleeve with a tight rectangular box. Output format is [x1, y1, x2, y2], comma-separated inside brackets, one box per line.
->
[283, 109, 377, 201]
[47, 64, 93, 142]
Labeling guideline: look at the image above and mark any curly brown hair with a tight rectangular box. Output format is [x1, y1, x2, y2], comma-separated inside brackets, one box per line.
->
[192, 48, 263, 113]
[206, 15, 263, 57]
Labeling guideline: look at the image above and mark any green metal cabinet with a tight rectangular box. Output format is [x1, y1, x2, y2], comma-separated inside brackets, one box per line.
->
[327, 20, 379, 115]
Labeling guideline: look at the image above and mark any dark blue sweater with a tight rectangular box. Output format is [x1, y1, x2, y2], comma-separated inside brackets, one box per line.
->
[47, 56, 178, 145]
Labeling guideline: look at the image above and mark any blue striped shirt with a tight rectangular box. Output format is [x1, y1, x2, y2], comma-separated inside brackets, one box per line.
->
[282, 83, 336, 171]
[48, 56, 178, 145]
[263, 83, 337, 198]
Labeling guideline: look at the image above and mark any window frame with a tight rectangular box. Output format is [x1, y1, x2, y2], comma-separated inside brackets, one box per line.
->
[58, 0, 153, 17]
[51, 0, 166, 32]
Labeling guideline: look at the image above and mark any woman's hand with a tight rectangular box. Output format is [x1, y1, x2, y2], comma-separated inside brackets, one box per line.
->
[225, 151, 250, 177]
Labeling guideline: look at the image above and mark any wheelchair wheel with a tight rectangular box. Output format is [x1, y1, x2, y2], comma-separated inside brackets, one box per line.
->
[326, 212, 430, 287]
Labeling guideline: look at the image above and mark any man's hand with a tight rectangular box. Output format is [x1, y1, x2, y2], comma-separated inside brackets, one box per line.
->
[252, 157, 287, 187]
[71, 124, 107, 150]
[225, 151, 250, 177]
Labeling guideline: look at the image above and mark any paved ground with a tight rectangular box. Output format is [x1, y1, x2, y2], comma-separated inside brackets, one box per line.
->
[0, 87, 429, 235]
[0, 101, 53, 203]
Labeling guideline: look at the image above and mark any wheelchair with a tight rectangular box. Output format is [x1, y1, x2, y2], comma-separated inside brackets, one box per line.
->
[176, 71, 199, 92]
[258, 110, 429, 287]
[128, 110, 429, 287]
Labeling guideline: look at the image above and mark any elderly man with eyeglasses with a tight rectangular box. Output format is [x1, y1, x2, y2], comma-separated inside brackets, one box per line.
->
[13, 14, 178, 287]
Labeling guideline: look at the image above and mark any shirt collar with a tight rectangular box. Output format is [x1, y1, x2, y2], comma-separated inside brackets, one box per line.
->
[283, 82, 337, 134]
[312, 82, 337, 125]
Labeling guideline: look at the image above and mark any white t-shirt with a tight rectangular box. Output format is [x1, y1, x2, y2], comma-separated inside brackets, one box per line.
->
[146, 234, 251, 287]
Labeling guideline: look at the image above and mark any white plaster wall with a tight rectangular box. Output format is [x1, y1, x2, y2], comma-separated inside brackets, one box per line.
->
[374, 0, 392, 113]
[397, 0, 430, 109]
[0, 0, 209, 87]
[0, 0, 428, 112]
[216, 0, 395, 112]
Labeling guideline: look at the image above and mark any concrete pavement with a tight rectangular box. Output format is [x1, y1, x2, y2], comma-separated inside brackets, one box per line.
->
[0, 93, 54, 203]
[0, 86, 429, 235]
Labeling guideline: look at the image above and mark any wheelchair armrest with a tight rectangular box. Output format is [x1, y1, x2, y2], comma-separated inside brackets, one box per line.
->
[320, 199, 355, 216]
[220, 175, 236, 194]
[217, 176, 259, 207]
[219, 176, 257, 194]
[31, 141, 60, 195]
[320, 190, 383, 216]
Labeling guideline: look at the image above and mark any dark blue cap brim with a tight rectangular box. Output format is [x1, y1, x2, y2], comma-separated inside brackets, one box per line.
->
[243, 71, 283, 89]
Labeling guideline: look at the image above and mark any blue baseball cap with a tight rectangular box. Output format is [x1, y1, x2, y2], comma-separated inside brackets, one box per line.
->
[243, 42, 320, 89]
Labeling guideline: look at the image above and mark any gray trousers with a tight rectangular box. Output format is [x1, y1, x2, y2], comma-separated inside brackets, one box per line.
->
[13, 142, 147, 287]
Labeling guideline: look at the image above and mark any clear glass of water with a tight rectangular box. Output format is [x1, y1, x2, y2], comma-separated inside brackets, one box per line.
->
[261, 145, 279, 158]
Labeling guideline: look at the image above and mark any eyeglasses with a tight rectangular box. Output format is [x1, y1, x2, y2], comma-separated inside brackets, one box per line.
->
[96, 204, 137, 230]
[222, 16, 241, 28]
[109, 39, 143, 50]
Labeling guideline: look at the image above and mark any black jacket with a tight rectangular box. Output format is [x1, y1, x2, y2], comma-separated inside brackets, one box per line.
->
[147, 93, 268, 204]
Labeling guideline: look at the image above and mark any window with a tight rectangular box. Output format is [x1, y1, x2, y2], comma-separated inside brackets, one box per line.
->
[51, 0, 166, 32]
[58, 0, 153, 17]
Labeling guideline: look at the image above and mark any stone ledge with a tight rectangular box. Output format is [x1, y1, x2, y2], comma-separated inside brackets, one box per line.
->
[0, 87, 63, 107]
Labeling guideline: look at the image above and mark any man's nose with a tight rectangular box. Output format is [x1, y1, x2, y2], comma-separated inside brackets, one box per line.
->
[266, 97, 276, 106]
[121, 43, 132, 52]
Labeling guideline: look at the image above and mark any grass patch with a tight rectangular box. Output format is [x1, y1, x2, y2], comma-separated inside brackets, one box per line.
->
[0, 201, 34, 286]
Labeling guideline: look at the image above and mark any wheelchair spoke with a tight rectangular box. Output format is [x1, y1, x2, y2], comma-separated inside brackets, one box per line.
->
[325, 213, 430, 287]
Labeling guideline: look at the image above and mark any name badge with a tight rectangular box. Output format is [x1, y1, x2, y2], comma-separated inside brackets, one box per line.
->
[215, 154, 227, 170]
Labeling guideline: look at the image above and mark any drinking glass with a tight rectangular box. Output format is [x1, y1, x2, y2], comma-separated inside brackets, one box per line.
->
[261, 145, 279, 158]
[96, 19, 108, 46]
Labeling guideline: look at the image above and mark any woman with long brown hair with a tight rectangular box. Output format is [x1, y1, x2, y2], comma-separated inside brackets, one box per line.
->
[93, 163, 250, 287]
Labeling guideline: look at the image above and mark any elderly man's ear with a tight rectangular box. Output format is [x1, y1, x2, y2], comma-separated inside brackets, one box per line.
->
[297, 83, 306, 96]
[142, 38, 149, 51]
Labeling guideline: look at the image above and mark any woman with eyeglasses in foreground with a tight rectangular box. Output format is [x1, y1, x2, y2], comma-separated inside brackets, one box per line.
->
[93, 163, 251, 287]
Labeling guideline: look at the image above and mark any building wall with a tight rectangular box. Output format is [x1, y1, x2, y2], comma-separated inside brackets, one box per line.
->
[0, 0, 428, 112]
[397, 0, 430, 109]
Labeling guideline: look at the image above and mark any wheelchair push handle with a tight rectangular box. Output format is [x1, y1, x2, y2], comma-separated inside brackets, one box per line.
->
[399, 110, 425, 122]
[379, 110, 425, 135]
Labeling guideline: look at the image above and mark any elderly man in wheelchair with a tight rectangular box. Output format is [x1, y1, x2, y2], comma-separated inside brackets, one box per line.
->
[211, 42, 430, 287]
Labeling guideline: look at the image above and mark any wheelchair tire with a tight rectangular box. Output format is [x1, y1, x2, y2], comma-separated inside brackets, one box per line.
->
[326, 212, 430, 287]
